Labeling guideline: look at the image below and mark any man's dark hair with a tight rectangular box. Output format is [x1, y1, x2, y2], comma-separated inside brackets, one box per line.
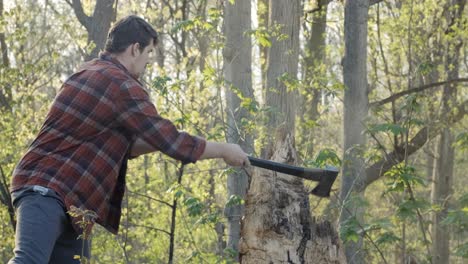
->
[104, 15, 158, 53]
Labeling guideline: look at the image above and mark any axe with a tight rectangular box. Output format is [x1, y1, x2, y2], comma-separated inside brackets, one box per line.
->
[247, 156, 339, 198]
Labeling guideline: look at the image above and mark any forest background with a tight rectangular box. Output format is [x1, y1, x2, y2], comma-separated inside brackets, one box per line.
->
[0, 0, 467, 263]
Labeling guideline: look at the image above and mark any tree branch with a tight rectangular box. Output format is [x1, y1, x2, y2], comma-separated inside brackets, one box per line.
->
[304, 6, 322, 14]
[0, 165, 15, 230]
[370, 0, 385, 6]
[127, 189, 173, 208]
[361, 99, 467, 191]
[370, 78, 468, 108]
[128, 223, 171, 236]
[69, 0, 91, 30]
[304, 0, 332, 14]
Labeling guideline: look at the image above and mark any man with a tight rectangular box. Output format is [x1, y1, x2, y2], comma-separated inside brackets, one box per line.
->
[9, 15, 249, 263]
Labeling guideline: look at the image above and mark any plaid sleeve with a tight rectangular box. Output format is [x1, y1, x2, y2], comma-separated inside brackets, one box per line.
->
[116, 80, 206, 164]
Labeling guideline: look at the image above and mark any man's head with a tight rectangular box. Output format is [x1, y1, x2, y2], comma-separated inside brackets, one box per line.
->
[104, 15, 158, 78]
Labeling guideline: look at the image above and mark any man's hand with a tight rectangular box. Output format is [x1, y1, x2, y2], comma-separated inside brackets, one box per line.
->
[220, 143, 250, 167]
[200, 142, 250, 167]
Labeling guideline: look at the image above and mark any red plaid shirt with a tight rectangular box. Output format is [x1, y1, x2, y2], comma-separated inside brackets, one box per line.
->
[11, 52, 206, 234]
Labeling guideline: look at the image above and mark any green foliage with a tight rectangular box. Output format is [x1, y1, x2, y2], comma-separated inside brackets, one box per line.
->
[306, 148, 341, 168]
[172, 18, 201, 33]
[152, 76, 172, 96]
[454, 242, 468, 258]
[225, 194, 244, 207]
[396, 198, 430, 220]
[442, 208, 467, 230]
[384, 164, 427, 193]
[340, 216, 361, 243]
[441, 193, 468, 258]
[278, 72, 300, 92]
[184, 197, 204, 217]
[375, 231, 400, 246]
[368, 123, 407, 136]
[454, 132, 468, 150]
[245, 27, 271, 47]
[0, 0, 466, 263]
[230, 85, 259, 114]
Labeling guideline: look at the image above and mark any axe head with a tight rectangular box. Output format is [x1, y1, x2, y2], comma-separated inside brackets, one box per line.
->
[247, 156, 339, 198]
[310, 166, 339, 197]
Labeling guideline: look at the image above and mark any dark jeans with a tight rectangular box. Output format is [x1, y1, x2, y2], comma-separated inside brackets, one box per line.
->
[8, 186, 90, 264]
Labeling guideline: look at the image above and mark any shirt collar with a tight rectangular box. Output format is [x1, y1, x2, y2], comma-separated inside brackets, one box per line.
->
[99, 51, 143, 85]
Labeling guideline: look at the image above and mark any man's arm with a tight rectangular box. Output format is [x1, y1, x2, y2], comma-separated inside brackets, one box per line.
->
[199, 141, 249, 166]
[131, 138, 249, 167]
[130, 137, 156, 157]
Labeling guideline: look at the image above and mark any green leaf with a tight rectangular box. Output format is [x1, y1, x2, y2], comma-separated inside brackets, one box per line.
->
[174, 116, 188, 126]
[340, 216, 361, 243]
[166, 184, 185, 199]
[441, 209, 468, 230]
[454, 132, 468, 150]
[225, 195, 244, 207]
[174, 190, 184, 199]
[384, 164, 426, 194]
[313, 148, 341, 168]
[460, 193, 468, 207]
[207, 8, 222, 20]
[258, 35, 271, 47]
[184, 197, 204, 217]
[454, 242, 468, 258]
[171, 19, 195, 33]
[396, 199, 429, 220]
[368, 123, 407, 135]
[245, 28, 272, 47]
[196, 212, 220, 225]
[417, 61, 435, 75]
[152, 76, 172, 96]
[375, 232, 400, 245]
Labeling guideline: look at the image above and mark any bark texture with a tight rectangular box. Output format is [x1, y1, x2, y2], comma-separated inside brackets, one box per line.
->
[240, 0, 345, 263]
[0, 0, 11, 110]
[431, 1, 466, 262]
[339, 0, 369, 263]
[240, 132, 344, 263]
[70, 0, 116, 61]
[301, 0, 330, 157]
[257, 0, 269, 92]
[223, 0, 254, 255]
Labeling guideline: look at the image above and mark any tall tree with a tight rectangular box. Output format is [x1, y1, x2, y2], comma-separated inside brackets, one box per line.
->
[0, 0, 11, 110]
[300, 0, 331, 158]
[257, 0, 269, 92]
[339, 0, 369, 263]
[67, 0, 117, 60]
[240, 0, 344, 263]
[431, 0, 466, 262]
[0, 0, 15, 231]
[223, 0, 254, 257]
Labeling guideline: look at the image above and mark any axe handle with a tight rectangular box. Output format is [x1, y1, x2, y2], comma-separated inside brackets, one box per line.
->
[248, 156, 328, 181]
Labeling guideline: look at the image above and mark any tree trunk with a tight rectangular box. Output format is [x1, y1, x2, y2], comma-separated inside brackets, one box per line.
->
[241, 134, 344, 263]
[70, 0, 116, 61]
[431, 1, 465, 262]
[0, 0, 12, 110]
[339, 0, 369, 263]
[0, 0, 15, 231]
[240, 1, 344, 263]
[223, 0, 254, 257]
[301, 0, 330, 158]
[0, 0, 8, 68]
[431, 129, 454, 263]
[257, 0, 269, 92]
